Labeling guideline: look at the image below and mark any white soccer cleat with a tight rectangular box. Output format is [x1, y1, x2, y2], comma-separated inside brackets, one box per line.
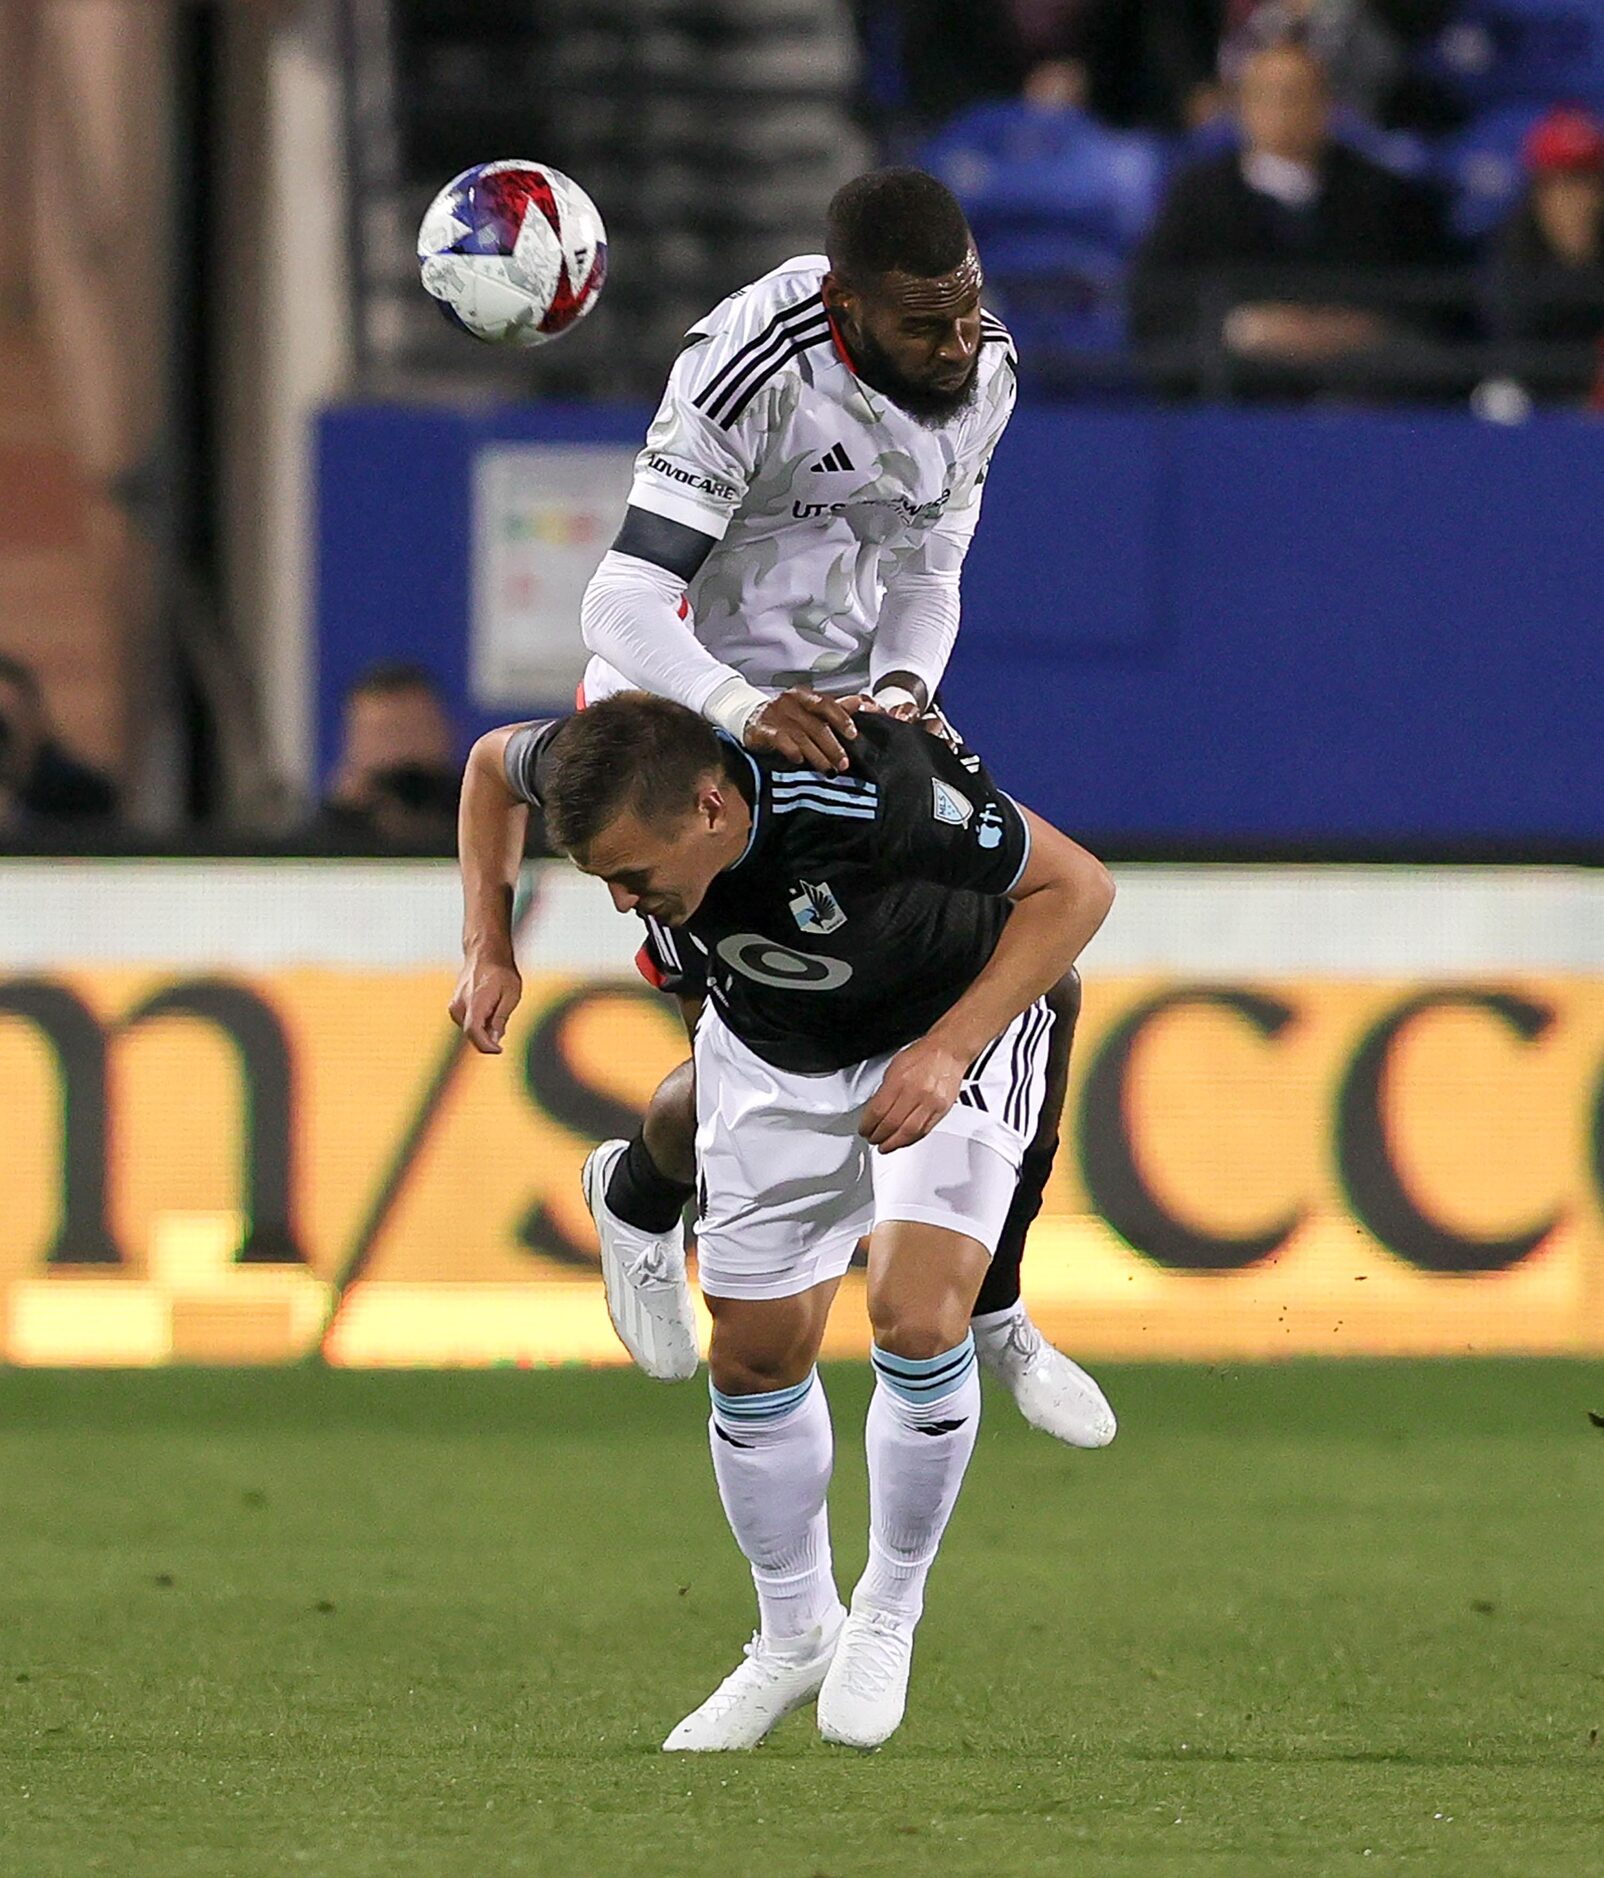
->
[581, 1139, 699, 1383]
[816, 1605, 917, 1750]
[974, 1311, 1118, 1448]
[662, 1607, 846, 1752]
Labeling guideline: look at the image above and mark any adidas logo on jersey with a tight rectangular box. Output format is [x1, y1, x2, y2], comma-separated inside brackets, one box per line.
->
[810, 442, 855, 473]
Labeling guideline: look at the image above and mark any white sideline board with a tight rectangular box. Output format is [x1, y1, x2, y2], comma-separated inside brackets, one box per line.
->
[0, 860, 1601, 975]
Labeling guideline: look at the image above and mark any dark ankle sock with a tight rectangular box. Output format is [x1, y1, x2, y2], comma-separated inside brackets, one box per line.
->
[972, 1140, 1055, 1317]
[605, 1132, 694, 1234]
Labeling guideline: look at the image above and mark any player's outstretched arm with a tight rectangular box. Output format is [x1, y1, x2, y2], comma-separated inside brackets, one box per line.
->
[450, 726, 530, 1055]
[860, 809, 1113, 1152]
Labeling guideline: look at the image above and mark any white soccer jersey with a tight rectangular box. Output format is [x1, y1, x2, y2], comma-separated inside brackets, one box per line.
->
[582, 254, 1016, 702]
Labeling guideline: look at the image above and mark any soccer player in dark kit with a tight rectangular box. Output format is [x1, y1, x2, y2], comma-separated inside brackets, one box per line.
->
[451, 692, 1114, 1751]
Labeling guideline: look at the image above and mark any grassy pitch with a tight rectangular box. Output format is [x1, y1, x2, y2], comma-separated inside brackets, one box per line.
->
[1, 1360, 1599, 1877]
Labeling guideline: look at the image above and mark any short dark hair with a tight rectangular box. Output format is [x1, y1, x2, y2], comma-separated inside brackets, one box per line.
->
[543, 692, 726, 853]
[826, 168, 973, 289]
[0, 654, 42, 700]
[347, 660, 444, 702]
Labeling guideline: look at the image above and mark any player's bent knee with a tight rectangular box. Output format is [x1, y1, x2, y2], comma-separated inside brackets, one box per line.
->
[867, 1303, 972, 1363]
[867, 1216, 993, 1358]
[643, 1058, 697, 1187]
[707, 1343, 815, 1396]
[706, 1291, 825, 1395]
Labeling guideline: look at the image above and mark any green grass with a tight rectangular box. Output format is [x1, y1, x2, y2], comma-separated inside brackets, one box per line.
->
[0, 1361, 1600, 1877]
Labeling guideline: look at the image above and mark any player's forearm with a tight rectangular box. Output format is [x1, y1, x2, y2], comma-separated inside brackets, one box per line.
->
[924, 871, 1113, 1067]
[458, 730, 528, 963]
[581, 550, 768, 736]
[870, 571, 960, 706]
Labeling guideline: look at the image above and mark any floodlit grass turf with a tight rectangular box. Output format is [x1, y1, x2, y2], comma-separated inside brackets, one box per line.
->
[0, 1363, 1600, 1877]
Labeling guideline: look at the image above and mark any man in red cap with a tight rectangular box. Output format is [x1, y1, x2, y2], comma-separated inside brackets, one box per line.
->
[1490, 104, 1604, 396]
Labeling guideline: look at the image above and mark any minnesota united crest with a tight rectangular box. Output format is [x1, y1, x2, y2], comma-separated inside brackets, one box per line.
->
[789, 879, 847, 935]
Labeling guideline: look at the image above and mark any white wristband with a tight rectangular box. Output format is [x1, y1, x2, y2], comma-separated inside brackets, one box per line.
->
[871, 683, 920, 714]
[703, 673, 770, 741]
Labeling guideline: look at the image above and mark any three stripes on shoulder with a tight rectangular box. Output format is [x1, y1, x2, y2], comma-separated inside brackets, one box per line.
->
[692, 296, 833, 430]
[770, 771, 879, 820]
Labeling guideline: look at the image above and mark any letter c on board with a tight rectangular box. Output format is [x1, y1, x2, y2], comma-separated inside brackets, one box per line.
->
[1078, 986, 1305, 1272]
[1335, 987, 1561, 1273]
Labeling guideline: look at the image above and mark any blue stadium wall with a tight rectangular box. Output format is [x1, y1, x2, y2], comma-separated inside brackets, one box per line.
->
[316, 404, 1604, 847]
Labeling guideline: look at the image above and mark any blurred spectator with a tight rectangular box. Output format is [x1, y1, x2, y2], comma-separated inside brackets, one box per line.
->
[1219, 0, 1458, 131]
[1488, 105, 1604, 399]
[1129, 40, 1457, 393]
[0, 653, 119, 834]
[1054, 0, 1229, 132]
[895, 1, 1226, 134]
[311, 662, 460, 848]
[896, 0, 1041, 128]
[893, 0, 1452, 137]
[1219, 0, 1407, 125]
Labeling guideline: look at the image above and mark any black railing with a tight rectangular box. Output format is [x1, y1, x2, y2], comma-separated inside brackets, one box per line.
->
[1003, 264, 1604, 405]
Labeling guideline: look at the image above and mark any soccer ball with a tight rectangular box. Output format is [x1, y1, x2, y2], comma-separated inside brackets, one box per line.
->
[417, 161, 608, 347]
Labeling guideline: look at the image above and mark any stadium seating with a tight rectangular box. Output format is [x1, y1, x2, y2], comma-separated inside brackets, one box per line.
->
[921, 102, 1169, 251]
[912, 8, 1604, 385]
[1436, 100, 1551, 238]
[383, 0, 1604, 394]
[1414, 0, 1604, 112]
[918, 103, 1170, 361]
[380, 0, 866, 393]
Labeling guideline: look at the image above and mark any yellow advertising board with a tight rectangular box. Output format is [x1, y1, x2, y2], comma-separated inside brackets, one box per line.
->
[1, 966, 1601, 1365]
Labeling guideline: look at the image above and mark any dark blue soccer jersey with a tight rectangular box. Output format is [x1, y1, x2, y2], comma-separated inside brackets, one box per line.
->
[504, 714, 1030, 1073]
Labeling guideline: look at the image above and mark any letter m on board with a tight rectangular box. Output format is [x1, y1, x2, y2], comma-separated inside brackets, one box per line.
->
[0, 976, 306, 1266]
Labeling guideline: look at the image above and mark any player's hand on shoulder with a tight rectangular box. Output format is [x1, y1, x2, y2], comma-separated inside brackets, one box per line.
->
[860, 1035, 968, 1153]
[743, 687, 858, 773]
[449, 953, 523, 1055]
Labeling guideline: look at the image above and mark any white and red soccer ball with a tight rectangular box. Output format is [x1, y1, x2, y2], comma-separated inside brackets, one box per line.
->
[418, 161, 607, 347]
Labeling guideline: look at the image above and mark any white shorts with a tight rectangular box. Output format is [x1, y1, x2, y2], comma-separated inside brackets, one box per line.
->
[693, 999, 1055, 1301]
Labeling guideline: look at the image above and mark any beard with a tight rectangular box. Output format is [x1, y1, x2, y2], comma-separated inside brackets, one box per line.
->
[844, 322, 980, 427]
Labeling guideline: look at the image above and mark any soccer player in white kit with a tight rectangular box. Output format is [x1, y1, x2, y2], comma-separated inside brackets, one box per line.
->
[574, 168, 1114, 1447]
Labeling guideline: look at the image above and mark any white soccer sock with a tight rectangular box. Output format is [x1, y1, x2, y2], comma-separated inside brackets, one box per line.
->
[856, 1335, 982, 1626]
[708, 1369, 840, 1643]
